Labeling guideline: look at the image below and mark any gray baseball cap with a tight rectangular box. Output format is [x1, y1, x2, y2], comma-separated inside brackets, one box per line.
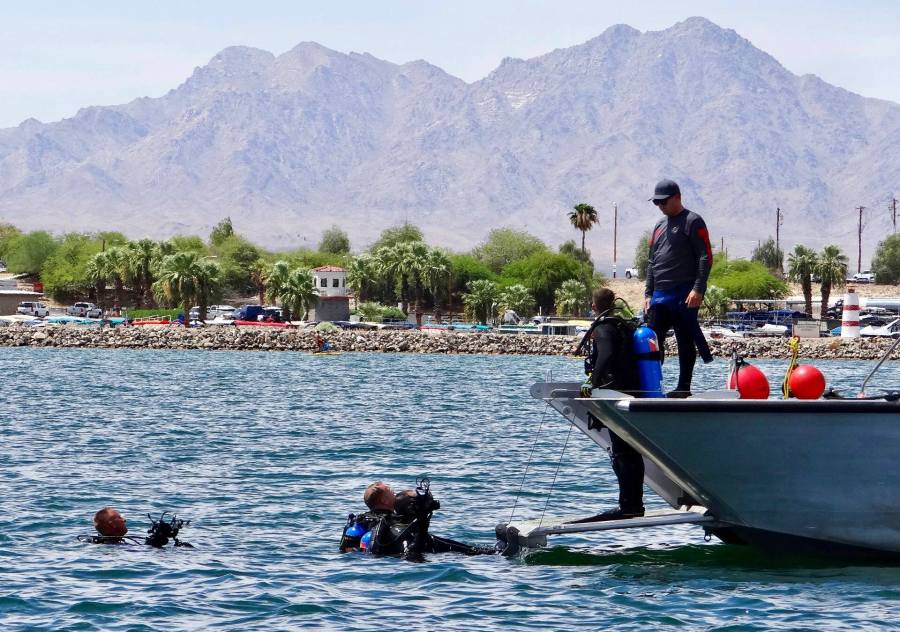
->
[649, 179, 680, 201]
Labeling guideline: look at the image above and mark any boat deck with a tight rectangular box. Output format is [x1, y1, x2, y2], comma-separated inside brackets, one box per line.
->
[502, 507, 713, 549]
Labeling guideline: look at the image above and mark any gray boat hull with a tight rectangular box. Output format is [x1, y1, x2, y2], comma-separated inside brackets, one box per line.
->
[594, 397, 900, 556]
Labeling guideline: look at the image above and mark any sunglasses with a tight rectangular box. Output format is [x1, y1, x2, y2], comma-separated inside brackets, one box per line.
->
[653, 196, 672, 207]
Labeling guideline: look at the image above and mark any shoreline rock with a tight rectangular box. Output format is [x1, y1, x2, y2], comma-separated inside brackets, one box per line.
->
[0, 325, 898, 360]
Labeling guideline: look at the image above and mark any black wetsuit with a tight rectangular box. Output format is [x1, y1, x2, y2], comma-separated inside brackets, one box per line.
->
[341, 511, 494, 558]
[645, 208, 713, 393]
[585, 317, 644, 514]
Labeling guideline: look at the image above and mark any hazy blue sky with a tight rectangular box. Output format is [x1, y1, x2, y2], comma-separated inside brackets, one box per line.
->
[2, 0, 899, 128]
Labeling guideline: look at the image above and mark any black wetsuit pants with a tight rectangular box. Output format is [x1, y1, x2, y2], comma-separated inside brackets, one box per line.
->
[430, 535, 496, 556]
[647, 302, 698, 393]
[609, 430, 645, 512]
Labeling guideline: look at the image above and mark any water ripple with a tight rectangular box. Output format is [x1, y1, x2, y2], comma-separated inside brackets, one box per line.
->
[1, 348, 899, 630]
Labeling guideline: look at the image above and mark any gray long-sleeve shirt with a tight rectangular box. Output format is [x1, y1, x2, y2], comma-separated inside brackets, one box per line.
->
[644, 208, 712, 297]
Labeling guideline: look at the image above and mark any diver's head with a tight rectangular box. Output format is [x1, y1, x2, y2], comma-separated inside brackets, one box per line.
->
[592, 287, 616, 316]
[364, 482, 396, 512]
[93, 507, 128, 537]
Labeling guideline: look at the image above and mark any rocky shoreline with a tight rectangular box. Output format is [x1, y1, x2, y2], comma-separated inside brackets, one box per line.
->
[0, 325, 898, 360]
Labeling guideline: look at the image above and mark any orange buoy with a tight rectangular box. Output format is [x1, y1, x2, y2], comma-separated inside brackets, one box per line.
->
[728, 364, 770, 400]
[788, 364, 826, 400]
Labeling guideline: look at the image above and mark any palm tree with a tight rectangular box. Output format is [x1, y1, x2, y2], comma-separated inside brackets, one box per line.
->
[462, 279, 501, 324]
[499, 284, 534, 320]
[249, 260, 268, 306]
[347, 253, 377, 303]
[105, 246, 130, 313]
[85, 252, 106, 307]
[153, 251, 203, 327]
[568, 203, 599, 256]
[266, 260, 291, 305]
[555, 279, 587, 316]
[787, 244, 819, 316]
[401, 241, 430, 325]
[126, 239, 158, 307]
[279, 267, 318, 321]
[817, 245, 848, 317]
[422, 249, 451, 322]
[195, 259, 222, 321]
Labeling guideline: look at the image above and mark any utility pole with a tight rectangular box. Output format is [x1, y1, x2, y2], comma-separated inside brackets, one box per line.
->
[775, 206, 782, 255]
[856, 205, 866, 273]
[891, 197, 898, 233]
[612, 202, 618, 278]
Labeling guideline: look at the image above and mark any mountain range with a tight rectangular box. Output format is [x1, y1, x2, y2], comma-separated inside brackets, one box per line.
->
[2, 16, 899, 267]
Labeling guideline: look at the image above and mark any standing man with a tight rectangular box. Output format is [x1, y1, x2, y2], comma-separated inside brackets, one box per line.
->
[645, 179, 714, 397]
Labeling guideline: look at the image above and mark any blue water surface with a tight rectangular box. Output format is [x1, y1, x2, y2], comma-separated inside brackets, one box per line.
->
[1, 348, 898, 630]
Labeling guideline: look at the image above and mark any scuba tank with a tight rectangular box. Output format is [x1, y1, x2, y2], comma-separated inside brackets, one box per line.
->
[359, 529, 374, 551]
[633, 325, 664, 398]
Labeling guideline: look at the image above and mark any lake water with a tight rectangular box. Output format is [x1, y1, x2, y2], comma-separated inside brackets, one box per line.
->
[1, 348, 899, 630]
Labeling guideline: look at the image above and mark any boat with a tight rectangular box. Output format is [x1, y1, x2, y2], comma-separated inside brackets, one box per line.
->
[496, 349, 900, 560]
[233, 319, 294, 329]
[861, 317, 900, 337]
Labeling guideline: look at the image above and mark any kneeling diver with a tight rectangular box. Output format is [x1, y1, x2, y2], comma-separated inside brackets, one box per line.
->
[340, 479, 497, 560]
[78, 507, 193, 547]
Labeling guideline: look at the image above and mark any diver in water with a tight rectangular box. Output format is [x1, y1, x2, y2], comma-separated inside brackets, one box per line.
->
[78, 508, 193, 547]
[340, 479, 497, 560]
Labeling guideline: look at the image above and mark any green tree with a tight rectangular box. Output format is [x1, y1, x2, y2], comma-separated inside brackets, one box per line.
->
[6, 230, 58, 276]
[153, 251, 205, 327]
[816, 245, 848, 316]
[502, 251, 590, 313]
[369, 223, 424, 252]
[499, 284, 535, 318]
[0, 223, 23, 260]
[555, 279, 588, 316]
[447, 254, 494, 311]
[700, 285, 730, 319]
[126, 238, 159, 307]
[871, 234, 900, 284]
[422, 249, 451, 321]
[40, 233, 102, 300]
[633, 230, 652, 280]
[278, 267, 318, 321]
[266, 260, 291, 304]
[462, 279, 501, 324]
[751, 237, 784, 274]
[787, 245, 819, 315]
[558, 239, 592, 266]
[216, 235, 263, 295]
[167, 235, 207, 254]
[209, 217, 235, 247]
[319, 225, 351, 254]
[471, 228, 547, 274]
[195, 259, 223, 320]
[347, 253, 378, 303]
[568, 203, 599, 255]
[709, 258, 788, 301]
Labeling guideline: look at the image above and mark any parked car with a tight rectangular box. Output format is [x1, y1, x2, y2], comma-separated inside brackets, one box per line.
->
[623, 267, 639, 279]
[17, 301, 50, 317]
[66, 302, 102, 318]
[851, 270, 876, 283]
[0, 259, 6, 272]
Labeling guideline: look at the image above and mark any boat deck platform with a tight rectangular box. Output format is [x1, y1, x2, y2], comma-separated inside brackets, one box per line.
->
[499, 507, 714, 550]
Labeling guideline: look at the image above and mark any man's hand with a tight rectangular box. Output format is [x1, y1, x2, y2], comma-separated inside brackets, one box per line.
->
[643, 297, 651, 312]
[685, 290, 704, 309]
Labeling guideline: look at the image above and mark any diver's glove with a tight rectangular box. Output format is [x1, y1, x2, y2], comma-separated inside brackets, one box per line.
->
[580, 379, 593, 397]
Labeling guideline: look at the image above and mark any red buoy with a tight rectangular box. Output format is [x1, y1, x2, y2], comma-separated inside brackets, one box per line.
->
[789, 364, 826, 400]
[728, 364, 770, 400]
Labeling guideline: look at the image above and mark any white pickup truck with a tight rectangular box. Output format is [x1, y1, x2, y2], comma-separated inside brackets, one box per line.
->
[623, 267, 639, 279]
[67, 302, 103, 318]
[851, 270, 876, 284]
